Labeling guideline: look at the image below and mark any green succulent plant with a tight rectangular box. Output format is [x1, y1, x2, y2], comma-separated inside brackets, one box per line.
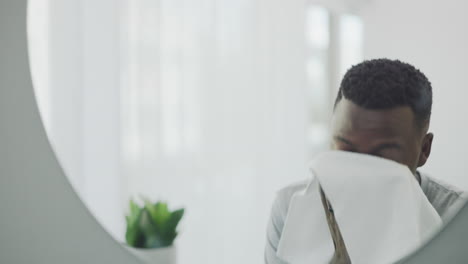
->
[125, 199, 184, 249]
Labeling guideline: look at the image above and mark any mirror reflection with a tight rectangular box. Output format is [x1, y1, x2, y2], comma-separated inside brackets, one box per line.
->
[28, 0, 468, 263]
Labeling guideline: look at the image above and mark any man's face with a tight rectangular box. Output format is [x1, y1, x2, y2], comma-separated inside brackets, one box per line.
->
[331, 98, 433, 173]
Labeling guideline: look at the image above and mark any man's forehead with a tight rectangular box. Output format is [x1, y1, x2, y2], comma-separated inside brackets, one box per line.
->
[332, 98, 416, 136]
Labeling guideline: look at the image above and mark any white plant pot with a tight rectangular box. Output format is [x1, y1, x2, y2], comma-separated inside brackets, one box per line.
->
[125, 245, 176, 264]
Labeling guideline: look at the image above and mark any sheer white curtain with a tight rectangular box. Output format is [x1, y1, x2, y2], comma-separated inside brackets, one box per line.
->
[30, 0, 365, 263]
[120, 0, 309, 263]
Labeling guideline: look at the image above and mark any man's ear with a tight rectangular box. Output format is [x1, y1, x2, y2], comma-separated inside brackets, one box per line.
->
[418, 133, 434, 167]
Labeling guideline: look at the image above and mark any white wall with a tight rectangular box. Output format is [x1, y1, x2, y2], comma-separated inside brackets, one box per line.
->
[81, 0, 123, 241]
[359, 0, 468, 190]
[31, 1, 310, 263]
[48, 0, 84, 195]
[40, 0, 123, 240]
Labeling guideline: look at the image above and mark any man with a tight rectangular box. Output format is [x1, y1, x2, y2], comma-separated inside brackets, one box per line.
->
[265, 59, 466, 264]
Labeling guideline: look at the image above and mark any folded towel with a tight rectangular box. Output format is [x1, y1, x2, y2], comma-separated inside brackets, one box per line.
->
[277, 151, 442, 264]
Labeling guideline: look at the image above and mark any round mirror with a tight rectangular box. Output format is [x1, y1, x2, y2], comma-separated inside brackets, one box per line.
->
[26, 0, 468, 263]
[28, 1, 314, 263]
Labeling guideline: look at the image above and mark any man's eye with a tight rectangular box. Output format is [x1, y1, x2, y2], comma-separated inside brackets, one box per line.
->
[331, 140, 356, 152]
[337, 146, 357, 152]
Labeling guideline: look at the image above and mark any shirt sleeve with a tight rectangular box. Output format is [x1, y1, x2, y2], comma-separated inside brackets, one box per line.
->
[264, 190, 290, 264]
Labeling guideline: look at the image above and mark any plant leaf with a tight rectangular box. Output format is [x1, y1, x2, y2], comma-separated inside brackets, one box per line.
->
[145, 200, 170, 230]
[166, 208, 184, 233]
[159, 208, 184, 245]
[127, 199, 141, 225]
[139, 209, 157, 236]
[125, 202, 143, 247]
[127, 198, 185, 248]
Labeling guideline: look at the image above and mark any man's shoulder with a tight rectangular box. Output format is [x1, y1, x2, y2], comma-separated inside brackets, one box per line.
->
[276, 179, 310, 202]
[277, 179, 309, 198]
[420, 173, 467, 220]
[272, 179, 310, 221]
[265, 179, 311, 264]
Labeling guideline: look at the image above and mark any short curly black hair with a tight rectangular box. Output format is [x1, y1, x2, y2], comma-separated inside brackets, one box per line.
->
[334, 58, 432, 127]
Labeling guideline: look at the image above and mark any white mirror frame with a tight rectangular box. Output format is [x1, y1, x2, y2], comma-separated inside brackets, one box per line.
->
[0, 1, 467, 263]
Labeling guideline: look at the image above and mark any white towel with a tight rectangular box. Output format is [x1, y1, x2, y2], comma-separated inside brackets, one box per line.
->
[277, 151, 442, 264]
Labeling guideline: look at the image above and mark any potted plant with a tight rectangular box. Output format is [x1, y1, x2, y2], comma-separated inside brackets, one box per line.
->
[124, 198, 184, 264]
